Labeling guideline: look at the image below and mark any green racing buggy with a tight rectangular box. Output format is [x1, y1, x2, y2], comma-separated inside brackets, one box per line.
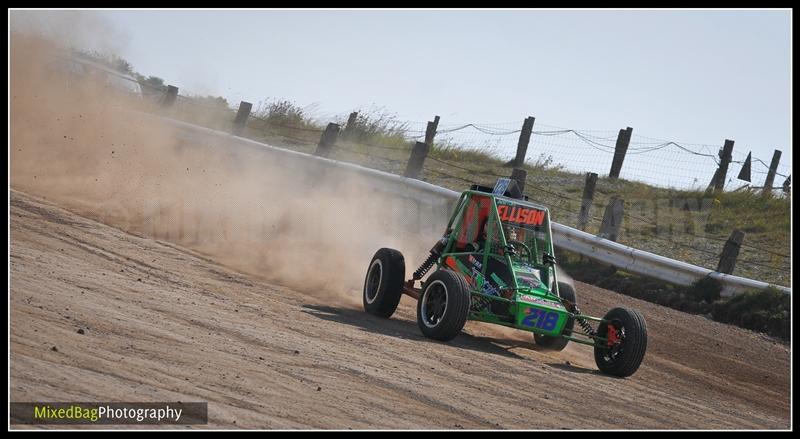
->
[362, 178, 647, 377]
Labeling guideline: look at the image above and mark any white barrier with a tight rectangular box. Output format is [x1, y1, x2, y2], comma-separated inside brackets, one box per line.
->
[155, 113, 791, 297]
[551, 223, 790, 297]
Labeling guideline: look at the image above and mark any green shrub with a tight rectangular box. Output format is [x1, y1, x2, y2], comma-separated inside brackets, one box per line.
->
[342, 105, 410, 144]
[254, 99, 309, 128]
[711, 287, 790, 339]
[686, 276, 723, 303]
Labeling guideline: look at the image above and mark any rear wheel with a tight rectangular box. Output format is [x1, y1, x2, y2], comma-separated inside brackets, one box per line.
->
[417, 269, 470, 341]
[594, 307, 648, 377]
[533, 281, 576, 351]
[363, 248, 405, 318]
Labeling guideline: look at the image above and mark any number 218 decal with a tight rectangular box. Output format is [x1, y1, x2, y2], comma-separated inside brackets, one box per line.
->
[522, 307, 559, 331]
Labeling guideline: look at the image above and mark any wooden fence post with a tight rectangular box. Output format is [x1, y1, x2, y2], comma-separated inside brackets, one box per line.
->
[162, 85, 178, 107]
[609, 127, 633, 179]
[425, 115, 440, 147]
[505, 116, 535, 167]
[232, 101, 252, 136]
[707, 139, 735, 193]
[510, 168, 527, 193]
[717, 229, 745, 274]
[598, 196, 624, 242]
[343, 111, 359, 138]
[761, 149, 782, 197]
[314, 123, 340, 157]
[401, 116, 439, 180]
[577, 172, 598, 231]
[404, 141, 430, 179]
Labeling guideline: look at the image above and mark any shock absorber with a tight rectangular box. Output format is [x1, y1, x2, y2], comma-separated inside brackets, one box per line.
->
[576, 315, 596, 337]
[561, 297, 595, 337]
[413, 253, 438, 281]
[413, 235, 448, 281]
[567, 303, 596, 337]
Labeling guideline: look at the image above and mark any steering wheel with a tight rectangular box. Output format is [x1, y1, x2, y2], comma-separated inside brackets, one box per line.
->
[506, 240, 532, 261]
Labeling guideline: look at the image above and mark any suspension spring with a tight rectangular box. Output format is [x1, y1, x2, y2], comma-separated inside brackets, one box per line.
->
[571, 305, 596, 337]
[576, 317, 596, 337]
[413, 252, 438, 280]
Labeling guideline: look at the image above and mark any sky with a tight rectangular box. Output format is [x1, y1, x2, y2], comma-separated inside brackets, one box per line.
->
[11, 9, 793, 188]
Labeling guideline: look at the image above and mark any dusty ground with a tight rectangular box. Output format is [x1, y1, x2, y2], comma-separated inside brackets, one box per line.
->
[10, 190, 791, 429]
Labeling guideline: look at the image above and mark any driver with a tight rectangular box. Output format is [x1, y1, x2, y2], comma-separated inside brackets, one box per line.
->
[505, 225, 519, 255]
[506, 226, 518, 242]
[466, 220, 489, 253]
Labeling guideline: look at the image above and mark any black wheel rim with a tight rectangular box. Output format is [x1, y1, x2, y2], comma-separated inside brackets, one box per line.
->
[365, 260, 382, 304]
[601, 320, 626, 363]
[421, 281, 448, 328]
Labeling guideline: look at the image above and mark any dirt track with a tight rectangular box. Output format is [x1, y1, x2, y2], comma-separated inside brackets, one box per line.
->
[10, 190, 791, 429]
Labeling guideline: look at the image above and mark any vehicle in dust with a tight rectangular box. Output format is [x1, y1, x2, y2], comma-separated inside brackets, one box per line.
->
[362, 178, 647, 377]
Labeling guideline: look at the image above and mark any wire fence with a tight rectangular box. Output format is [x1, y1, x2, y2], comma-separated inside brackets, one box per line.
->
[134, 87, 790, 287]
[107, 67, 789, 191]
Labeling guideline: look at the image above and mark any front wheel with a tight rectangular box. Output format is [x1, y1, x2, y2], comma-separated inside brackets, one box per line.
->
[363, 248, 405, 318]
[416, 269, 470, 341]
[594, 307, 648, 377]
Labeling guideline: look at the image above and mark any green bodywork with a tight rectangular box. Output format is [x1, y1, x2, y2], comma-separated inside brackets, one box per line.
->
[437, 190, 606, 346]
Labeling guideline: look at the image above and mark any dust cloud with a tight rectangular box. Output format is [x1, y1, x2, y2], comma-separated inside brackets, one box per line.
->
[10, 27, 442, 309]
